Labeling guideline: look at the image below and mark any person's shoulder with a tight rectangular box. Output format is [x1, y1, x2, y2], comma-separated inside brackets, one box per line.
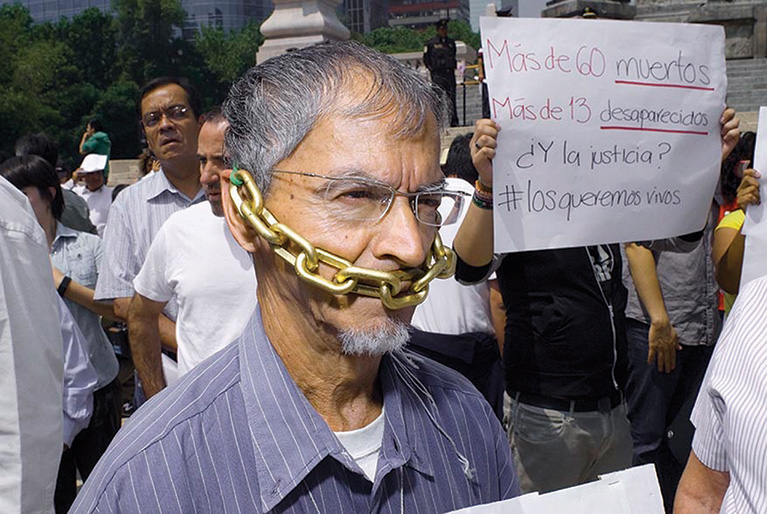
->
[729, 276, 767, 323]
[716, 209, 745, 231]
[76, 342, 243, 506]
[71, 228, 102, 247]
[161, 201, 214, 233]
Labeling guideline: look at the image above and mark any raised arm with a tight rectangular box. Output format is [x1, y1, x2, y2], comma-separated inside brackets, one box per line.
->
[713, 168, 761, 294]
[453, 119, 500, 268]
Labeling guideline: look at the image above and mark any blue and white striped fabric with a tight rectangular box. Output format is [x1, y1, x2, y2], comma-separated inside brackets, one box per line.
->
[72, 309, 520, 513]
[691, 275, 767, 512]
[93, 170, 205, 320]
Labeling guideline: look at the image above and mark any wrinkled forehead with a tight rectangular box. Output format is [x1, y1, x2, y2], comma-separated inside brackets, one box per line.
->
[324, 68, 440, 144]
[198, 120, 227, 150]
[140, 84, 190, 116]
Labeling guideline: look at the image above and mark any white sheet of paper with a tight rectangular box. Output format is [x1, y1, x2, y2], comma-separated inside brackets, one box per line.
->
[448, 464, 664, 514]
[740, 106, 767, 286]
[480, 17, 726, 253]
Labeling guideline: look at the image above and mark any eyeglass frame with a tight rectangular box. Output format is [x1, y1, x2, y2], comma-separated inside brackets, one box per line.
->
[141, 104, 192, 128]
[268, 168, 469, 227]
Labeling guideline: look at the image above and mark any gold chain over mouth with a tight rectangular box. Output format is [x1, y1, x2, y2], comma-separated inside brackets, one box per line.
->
[229, 168, 456, 309]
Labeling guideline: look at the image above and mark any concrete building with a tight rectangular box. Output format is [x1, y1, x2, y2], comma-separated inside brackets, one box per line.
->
[182, 0, 273, 38]
[341, 0, 389, 33]
[541, 0, 767, 115]
[388, 0, 470, 29]
[8, 0, 111, 23]
[2, 0, 273, 39]
[470, 0, 517, 30]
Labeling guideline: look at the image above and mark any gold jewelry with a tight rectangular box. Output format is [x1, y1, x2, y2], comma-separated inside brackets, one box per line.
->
[229, 168, 456, 309]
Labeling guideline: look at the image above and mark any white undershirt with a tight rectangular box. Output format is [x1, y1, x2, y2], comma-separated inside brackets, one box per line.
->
[334, 408, 386, 482]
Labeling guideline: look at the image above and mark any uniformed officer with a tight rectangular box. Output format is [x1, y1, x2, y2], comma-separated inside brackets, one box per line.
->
[424, 19, 459, 126]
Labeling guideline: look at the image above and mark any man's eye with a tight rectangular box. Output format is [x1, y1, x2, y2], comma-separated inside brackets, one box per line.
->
[418, 194, 442, 209]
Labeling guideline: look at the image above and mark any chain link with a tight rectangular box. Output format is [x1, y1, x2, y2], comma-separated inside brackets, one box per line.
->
[229, 168, 456, 309]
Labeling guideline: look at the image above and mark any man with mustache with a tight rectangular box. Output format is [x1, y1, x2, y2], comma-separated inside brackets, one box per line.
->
[129, 108, 257, 397]
[72, 42, 520, 513]
[94, 77, 206, 399]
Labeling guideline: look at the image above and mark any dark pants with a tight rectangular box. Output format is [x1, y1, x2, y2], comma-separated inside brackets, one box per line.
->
[55, 377, 122, 513]
[624, 318, 714, 513]
[432, 72, 459, 127]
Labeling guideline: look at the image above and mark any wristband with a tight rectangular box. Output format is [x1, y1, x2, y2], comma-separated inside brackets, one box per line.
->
[57, 276, 72, 297]
[475, 179, 493, 194]
[473, 187, 493, 204]
[472, 191, 493, 210]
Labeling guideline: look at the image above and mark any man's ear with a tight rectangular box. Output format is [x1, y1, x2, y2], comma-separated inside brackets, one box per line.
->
[221, 168, 260, 253]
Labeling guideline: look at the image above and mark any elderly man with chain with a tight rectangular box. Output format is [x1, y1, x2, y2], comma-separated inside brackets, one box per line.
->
[72, 41, 520, 513]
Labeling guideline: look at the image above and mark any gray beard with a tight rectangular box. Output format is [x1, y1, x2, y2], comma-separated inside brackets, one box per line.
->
[338, 319, 410, 357]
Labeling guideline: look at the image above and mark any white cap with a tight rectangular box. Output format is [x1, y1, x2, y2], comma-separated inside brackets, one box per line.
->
[79, 154, 107, 173]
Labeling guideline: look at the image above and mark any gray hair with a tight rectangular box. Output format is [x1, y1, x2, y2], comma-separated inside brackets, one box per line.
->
[223, 40, 447, 193]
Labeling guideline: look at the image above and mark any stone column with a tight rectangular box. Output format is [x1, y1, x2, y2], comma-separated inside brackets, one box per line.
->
[256, 0, 350, 64]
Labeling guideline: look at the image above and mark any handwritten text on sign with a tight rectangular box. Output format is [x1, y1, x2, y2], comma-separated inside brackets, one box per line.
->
[480, 18, 726, 253]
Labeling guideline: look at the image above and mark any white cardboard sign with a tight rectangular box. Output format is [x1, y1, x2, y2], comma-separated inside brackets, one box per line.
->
[740, 107, 767, 286]
[480, 17, 726, 253]
[448, 464, 664, 514]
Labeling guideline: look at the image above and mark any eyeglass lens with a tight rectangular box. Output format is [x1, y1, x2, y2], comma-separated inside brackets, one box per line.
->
[321, 179, 462, 227]
[143, 105, 188, 127]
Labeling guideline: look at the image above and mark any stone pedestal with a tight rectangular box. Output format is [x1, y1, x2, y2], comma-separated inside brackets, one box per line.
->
[256, 0, 350, 64]
[542, 0, 636, 19]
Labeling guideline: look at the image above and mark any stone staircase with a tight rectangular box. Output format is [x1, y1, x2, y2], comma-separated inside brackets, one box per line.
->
[726, 58, 767, 115]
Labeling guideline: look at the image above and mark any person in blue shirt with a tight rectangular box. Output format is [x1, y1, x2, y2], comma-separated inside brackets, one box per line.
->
[72, 41, 520, 513]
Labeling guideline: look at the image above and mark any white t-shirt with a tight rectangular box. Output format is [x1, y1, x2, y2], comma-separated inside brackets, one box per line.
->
[134, 202, 257, 377]
[73, 183, 113, 238]
[334, 408, 386, 482]
[411, 177, 495, 336]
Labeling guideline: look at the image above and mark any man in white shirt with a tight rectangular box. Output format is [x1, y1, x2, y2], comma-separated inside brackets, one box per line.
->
[72, 154, 113, 237]
[675, 274, 767, 513]
[129, 109, 257, 396]
[0, 176, 63, 513]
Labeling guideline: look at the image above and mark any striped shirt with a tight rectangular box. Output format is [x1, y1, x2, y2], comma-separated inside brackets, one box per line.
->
[93, 170, 204, 320]
[691, 275, 767, 512]
[72, 309, 520, 513]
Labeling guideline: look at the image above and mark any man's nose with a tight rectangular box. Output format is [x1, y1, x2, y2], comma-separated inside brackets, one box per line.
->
[200, 164, 220, 186]
[371, 196, 431, 269]
[157, 112, 176, 130]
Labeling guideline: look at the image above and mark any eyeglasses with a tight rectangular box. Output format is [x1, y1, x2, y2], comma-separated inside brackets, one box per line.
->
[141, 105, 190, 128]
[271, 169, 468, 228]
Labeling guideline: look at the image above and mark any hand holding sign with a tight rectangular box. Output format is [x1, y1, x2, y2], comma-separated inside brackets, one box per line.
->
[480, 17, 727, 253]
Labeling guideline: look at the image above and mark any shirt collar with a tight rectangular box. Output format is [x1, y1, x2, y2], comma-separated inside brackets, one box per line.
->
[52, 221, 79, 247]
[146, 167, 205, 203]
[238, 309, 433, 511]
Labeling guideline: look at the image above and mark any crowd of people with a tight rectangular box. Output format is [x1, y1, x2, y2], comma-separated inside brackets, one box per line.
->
[1, 36, 766, 514]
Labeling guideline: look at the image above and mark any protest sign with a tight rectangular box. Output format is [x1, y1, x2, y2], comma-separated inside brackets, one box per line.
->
[448, 464, 663, 514]
[479, 17, 726, 253]
[740, 107, 767, 286]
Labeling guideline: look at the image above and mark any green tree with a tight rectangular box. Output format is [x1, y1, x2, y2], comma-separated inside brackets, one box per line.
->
[65, 8, 118, 88]
[363, 26, 424, 54]
[196, 21, 262, 104]
[90, 80, 142, 159]
[113, 0, 186, 84]
[0, 4, 33, 86]
[364, 21, 480, 55]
